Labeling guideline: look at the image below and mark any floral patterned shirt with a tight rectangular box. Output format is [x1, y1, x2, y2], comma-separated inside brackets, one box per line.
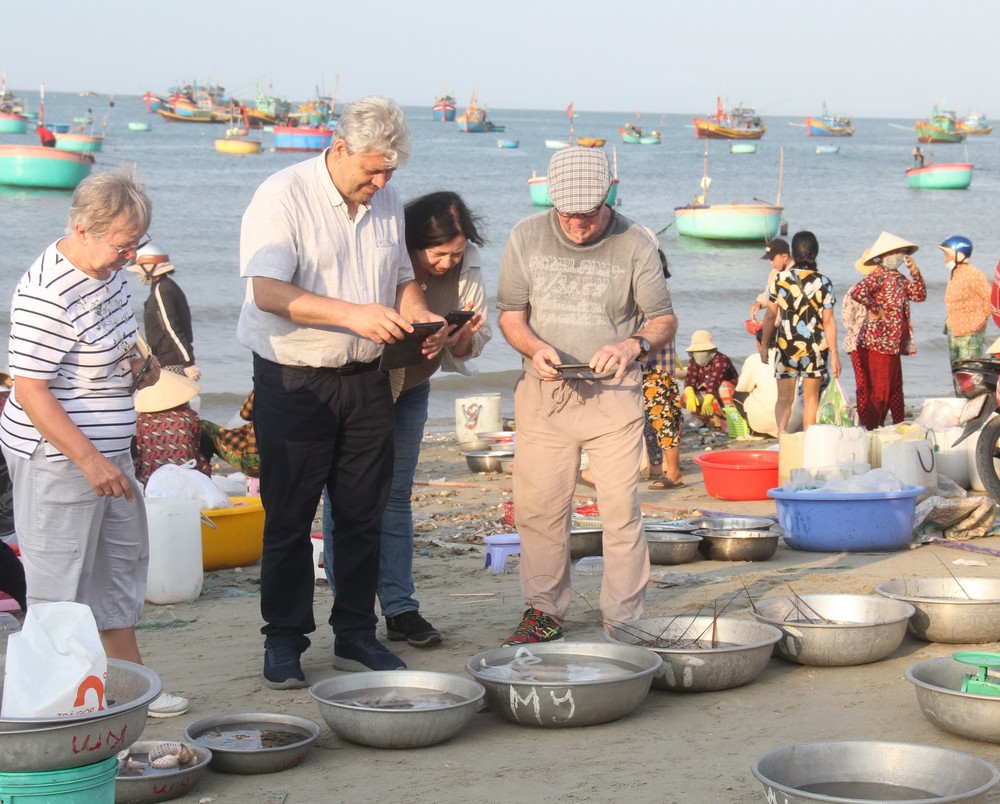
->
[684, 352, 738, 397]
[945, 262, 991, 337]
[849, 267, 926, 355]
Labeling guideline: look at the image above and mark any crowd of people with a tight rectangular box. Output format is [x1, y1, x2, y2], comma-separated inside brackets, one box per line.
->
[1, 95, 997, 702]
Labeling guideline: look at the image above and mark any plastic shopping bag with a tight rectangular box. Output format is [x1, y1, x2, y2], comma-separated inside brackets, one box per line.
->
[145, 459, 230, 509]
[1, 601, 108, 718]
[817, 377, 860, 427]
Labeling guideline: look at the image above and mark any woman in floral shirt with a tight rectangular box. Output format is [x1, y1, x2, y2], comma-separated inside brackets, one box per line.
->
[849, 232, 927, 430]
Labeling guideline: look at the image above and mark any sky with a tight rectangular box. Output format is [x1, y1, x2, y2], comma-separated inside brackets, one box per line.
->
[1, 0, 996, 119]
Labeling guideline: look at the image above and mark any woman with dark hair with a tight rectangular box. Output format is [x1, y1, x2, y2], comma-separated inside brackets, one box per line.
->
[323, 191, 491, 648]
[759, 230, 840, 432]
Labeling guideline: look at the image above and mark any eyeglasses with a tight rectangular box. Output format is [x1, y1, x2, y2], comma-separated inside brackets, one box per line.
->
[556, 206, 603, 221]
[100, 234, 151, 259]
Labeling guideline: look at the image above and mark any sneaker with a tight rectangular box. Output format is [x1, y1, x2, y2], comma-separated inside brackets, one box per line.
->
[385, 610, 442, 648]
[263, 643, 307, 690]
[333, 635, 406, 672]
[501, 608, 563, 647]
[147, 691, 190, 718]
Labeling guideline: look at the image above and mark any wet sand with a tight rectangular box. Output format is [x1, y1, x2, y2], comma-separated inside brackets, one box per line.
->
[134, 430, 1000, 803]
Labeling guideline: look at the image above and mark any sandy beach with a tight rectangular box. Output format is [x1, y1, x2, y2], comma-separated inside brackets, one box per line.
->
[127, 428, 1000, 804]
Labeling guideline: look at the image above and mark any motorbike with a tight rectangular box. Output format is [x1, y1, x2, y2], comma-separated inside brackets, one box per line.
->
[952, 357, 1000, 499]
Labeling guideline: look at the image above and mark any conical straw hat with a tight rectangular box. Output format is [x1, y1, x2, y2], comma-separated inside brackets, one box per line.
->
[854, 248, 874, 276]
[863, 232, 918, 266]
[134, 370, 200, 413]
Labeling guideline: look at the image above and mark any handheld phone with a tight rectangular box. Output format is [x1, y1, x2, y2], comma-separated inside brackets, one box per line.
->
[411, 321, 445, 341]
[555, 362, 593, 372]
[445, 310, 476, 328]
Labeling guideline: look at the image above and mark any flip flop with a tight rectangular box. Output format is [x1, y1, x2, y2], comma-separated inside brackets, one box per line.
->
[648, 478, 685, 490]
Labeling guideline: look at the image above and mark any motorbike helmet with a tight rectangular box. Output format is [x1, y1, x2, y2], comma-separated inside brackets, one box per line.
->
[939, 235, 973, 262]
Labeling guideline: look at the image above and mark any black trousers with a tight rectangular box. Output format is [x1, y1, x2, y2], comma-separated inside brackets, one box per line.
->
[252, 355, 394, 647]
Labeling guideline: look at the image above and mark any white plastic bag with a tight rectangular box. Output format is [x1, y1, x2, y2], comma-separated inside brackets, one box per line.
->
[145, 460, 230, 509]
[1, 601, 108, 718]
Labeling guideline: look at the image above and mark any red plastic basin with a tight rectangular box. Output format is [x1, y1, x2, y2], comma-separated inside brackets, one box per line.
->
[694, 449, 779, 501]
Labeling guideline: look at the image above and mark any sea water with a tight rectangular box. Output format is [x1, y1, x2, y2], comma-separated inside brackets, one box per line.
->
[3, 92, 998, 430]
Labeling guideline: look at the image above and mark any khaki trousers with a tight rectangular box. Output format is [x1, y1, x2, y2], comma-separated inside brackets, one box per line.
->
[512, 369, 649, 627]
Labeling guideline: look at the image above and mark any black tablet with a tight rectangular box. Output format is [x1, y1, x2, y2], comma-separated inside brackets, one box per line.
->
[378, 322, 445, 370]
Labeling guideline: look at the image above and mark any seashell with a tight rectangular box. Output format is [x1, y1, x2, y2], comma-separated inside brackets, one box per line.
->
[147, 742, 182, 762]
[125, 759, 146, 772]
[177, 744, 196, 765]
[151, 754, 180, 769]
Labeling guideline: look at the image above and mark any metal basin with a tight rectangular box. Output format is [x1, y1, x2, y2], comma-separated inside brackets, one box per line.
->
[695, 529, 779, 561]
[183, 712, 321, 775]
[906, 656, 1000, 744]
[752, 740, 1000, 803]
[458, 439, 490, 452]
[606, 616, 781, 691]
[115, 739, 213, 804]
[466, 641, 661, 728]
[309, 670, 485, 749]
[0, 659, 161, 772]
[465, 449, 513, 473]
[645, 532, 702, 565]
[876, 577, 1000, 643]
[751, 593, 915, 666]
[687, 515, 774, 531]
[569, 528, 602, 559]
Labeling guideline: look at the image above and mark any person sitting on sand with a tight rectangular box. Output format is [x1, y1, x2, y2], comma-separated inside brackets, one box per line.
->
[682, 329, 737, 430]
[132, 370, 211, 486]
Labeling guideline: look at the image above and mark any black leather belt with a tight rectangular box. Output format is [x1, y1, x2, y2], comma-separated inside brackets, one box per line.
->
[328, 359, 380, 376]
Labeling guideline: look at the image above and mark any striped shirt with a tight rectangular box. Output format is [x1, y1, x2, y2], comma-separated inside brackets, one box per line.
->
[0, 241, 139, 460]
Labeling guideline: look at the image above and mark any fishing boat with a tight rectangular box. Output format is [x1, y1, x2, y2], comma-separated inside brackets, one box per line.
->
[693, 98, 766, 140]
[456, 92, 500, 133]
[214, 136, 262, 155]
[54, 132, 104, 153]
[545, 139, 571, 150]
[906, 162, 973, 190]
[156, 106, 226, 124]
[0, 145, 94, 190]
[915, 106, 966, 143]
[575, 137, 606, 147]
[497, 139, 519, 149]
[959, 112, 992, 136]
[273, 124, 334, 151]
[0, 111, 28, 134]
[730, 142, 757, 154]
[0, 74, 24, 114]
[815, 144, 840, 155]
[528, 170, 620, 207]
[142, 92, 169, 113]
[128, 121, 151, 132]
[432, 95, 456, 122]
[674, 144, 783, 241]
[805, 104, 854, 136]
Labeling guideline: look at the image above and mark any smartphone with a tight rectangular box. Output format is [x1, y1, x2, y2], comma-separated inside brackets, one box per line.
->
[555, 362, 593, 372]
[129, 354, 153, 394]
[445, 310, 476, 328]
[411, 321, 445, 341]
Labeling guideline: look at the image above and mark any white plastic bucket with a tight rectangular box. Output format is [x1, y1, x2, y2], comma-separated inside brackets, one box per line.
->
[917, 397, 967, 429]
[926, 427, 970, 489]
[455, 393, 502, 442]
[881, 439, 938, 500]
[144, 497, 204, 604]
[868, 423, 927, 468]
[802, 425, 869, 469]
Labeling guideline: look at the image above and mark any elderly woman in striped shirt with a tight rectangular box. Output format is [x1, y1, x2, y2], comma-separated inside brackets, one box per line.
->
[0, 167, 188, 718]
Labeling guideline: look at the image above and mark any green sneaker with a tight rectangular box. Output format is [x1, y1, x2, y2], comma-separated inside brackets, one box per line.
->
[501, 608, 563, 647]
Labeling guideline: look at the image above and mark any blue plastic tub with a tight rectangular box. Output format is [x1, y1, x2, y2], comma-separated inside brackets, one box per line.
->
[767, 484, 922, 552]
[0, 756, 117, 802]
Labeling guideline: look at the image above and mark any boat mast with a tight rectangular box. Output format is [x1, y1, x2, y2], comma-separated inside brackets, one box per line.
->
[699, 142, 710, 204]
[776, 146, 784, 207]
[39, 82, 45, 124]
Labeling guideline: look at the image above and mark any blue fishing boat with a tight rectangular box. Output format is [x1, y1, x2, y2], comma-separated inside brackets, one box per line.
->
[815, 144, 840, 154]
[805, 103, 854, 136]
[433, 95, 456, 122]
[906, 162, 973, 190]
[0, 145, 94, 189]
[456, 92, 500, 133]
[273, 124, 334, 151]
[0, 112, 28, 134]
[497, 139, 519, 149]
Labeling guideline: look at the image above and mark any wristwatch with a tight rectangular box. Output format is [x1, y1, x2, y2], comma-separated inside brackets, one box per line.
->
[630, 335, 651, 361]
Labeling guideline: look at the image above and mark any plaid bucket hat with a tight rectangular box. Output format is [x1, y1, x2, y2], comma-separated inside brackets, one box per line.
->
[547, 147, 612, 214]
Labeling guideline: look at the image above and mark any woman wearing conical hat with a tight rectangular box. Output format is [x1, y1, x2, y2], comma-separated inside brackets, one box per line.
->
[848, 232, 927, 430]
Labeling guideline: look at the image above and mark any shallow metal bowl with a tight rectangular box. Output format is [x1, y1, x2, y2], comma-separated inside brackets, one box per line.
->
[876, 577, 1000, 643]
[0, 659, 161, 772]
[569, 528, 603, 559]
[498, 456, 514, 474]
[751, 593, 915, 666]
[906, 656, 1000, 744]
[458, 439, 490, 452]
[115, 740, 213, 804]
[464, 449, 513, 473]
[645, 532, 702, 565]
[687, 515, 774, 532]
[183, 712, 321, 775]
[694, 529, 779, 561]
[752, 740, 1000, 803]
[607, 616, 781, 691]
[466, 641, 661, 728]
[309, 670, 485, 749]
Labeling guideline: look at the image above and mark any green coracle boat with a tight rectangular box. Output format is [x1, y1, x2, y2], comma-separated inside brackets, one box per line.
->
[906, 162, 973, 190]
[0, 145, 94, 189]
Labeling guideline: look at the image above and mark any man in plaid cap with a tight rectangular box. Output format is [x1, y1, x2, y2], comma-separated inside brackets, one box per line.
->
[496, 146, 677, 645]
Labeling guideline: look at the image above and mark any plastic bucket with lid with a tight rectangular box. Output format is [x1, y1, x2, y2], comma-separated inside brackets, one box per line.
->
[881, 439, 938, 500]
[455, 394, 502, 443]
[0, 755, 117, 802]
[145, 496, 204, 604]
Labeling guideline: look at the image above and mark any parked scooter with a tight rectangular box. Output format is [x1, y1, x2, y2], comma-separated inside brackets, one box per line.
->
[952, 357, 1000, 499]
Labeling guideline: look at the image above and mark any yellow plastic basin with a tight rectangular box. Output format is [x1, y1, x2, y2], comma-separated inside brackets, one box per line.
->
[200, 496, 265, 571]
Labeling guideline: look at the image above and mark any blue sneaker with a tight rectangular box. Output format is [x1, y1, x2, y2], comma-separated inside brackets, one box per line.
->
[263, 643, 307, 689]
[333, 635, 406, 672]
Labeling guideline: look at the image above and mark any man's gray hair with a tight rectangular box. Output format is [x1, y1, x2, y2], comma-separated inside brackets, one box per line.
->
[67, 164, 152, 235]
[333, 96, 412, 168]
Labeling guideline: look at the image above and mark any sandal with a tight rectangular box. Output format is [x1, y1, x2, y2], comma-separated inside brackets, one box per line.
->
[648, 477, 685, 490]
